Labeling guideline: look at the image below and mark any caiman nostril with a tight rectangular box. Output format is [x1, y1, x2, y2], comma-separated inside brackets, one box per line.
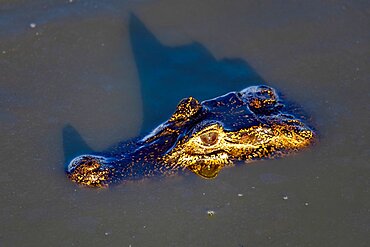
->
[67, 155, 110, 188]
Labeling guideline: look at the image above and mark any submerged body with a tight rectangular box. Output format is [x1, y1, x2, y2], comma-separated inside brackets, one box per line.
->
[67, 85, 315, 187]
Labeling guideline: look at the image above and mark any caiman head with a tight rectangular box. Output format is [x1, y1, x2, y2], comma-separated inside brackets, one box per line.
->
[141, 85, 315, 179]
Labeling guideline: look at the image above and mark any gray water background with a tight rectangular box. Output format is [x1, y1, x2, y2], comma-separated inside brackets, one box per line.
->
[1, 0, 369, 246]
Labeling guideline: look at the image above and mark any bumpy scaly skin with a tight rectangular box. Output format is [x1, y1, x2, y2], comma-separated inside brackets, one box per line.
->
[68, 156, 110, 188]
[161, 123, 313, 179]
[67, 85, 315, 187]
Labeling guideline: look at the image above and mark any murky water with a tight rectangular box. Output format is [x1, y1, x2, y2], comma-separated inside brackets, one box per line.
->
[1, 1, 369, 246]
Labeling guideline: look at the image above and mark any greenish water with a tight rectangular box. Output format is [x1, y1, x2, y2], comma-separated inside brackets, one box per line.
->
[0, 1, 369, 246]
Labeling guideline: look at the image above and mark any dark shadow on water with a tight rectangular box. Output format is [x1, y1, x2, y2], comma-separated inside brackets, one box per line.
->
[129, 14, 264, 133]
[63, 14, 264, 162]
[62, 125, 94, 165]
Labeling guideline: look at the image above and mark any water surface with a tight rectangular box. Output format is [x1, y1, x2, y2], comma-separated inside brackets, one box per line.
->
[1, 1, 369, 246]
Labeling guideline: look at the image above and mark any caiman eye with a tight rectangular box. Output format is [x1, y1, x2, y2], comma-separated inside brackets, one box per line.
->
[200, 131, 219, 146]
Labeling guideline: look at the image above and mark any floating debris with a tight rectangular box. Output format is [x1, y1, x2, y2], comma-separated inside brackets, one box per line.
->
[304, 202, 309, 206]
[30, 23, 36, 28]
[237, 193, 243, 197]
[207, 210, 215, 217]
[283, 195, 288, 200]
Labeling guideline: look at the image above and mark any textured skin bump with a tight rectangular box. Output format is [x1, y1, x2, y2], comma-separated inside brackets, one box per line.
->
[66, 85, 316, 187]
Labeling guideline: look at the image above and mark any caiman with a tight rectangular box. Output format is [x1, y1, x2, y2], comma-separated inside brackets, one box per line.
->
[67, 85, 315, 187]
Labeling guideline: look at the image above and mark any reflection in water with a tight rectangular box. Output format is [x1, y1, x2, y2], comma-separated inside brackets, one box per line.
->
[63, 124, 94, 163]
[129, 14, 263, 132]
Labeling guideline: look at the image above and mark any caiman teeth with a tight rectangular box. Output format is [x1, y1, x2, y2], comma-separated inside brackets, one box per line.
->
[176, 152, 230, 167]
[181, 152, 229, 160]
